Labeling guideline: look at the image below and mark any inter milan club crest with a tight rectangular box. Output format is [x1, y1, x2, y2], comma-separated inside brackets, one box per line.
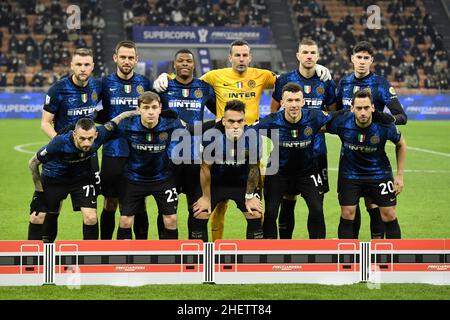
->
[146, 133, 153, 141]
[316, 86, 324, 94]
[124, 84, 132, 94]
[370, 135, 380, 145]
[248, 80, 256, 88]
[194, 89, 203, 98]
[357, 134, 365, 143]
[236, 81, 243, 89]
[137, 85, 144, 94]
[91, 91, 98, 102]
[291, 129, 299, 138]
[304, 126, 313, 136]
[81, 94, 88, 103]
[181, 89, 189, 98]
[159, 132, 168, 141]
[304, 85, 311, 94]
[353, 86, 360, 93]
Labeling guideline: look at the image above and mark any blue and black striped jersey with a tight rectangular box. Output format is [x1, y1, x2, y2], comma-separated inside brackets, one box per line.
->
[326, 112, 401, 180]
[99, 73, 152, 157]
[43, 75, 102, 133]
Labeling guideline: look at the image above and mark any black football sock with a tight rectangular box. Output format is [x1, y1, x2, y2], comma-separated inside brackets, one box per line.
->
[28, 222, 43, 240]
[246, 218, 263, 239]
[156, 214, 165, 239]
[279, 199, 296, 239]
[368, 207, 385, 239]
[338, 217, 354, 239]
[353, 205, 361, 239]
[134, 212, 149, 240]
[307, 212, 326, 239]
[100, 209, 115, 240]
[83, 222, 99, 240]
[384, 218, 401, 239]
[117, 227, 132, 240]
[161, 228, 178, 240]
[189, 217, 208, 242]
[42, 214, 59, 243]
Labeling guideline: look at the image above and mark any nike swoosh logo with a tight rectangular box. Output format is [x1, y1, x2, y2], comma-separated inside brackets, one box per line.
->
[91, 201, 96, 204]
[109, 88, 117, 91]
[223, 83, 230, 86]
[390, 198, 395, 201]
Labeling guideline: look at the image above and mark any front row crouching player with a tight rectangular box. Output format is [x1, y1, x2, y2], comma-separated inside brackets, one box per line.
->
[192, 100, 264, 241]
[114, 91, 187, 240]
[28, 111, 138, 242]
[327, 89, 406, 239]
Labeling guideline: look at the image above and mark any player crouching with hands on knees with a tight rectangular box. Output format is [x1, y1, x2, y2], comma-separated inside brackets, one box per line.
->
[28, 110, 138, 242]
[192, 100, 264, 241]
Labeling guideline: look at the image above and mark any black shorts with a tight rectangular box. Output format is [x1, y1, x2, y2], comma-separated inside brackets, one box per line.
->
[173, 163, 201, 200]
[210, 184, 261, 213]
[338, 177, 397, 207]
[119, 178, 178, 216]
[100, 156, 127, 198]
[41, 175, 97, 213]
[315, 154, 329, 193]
[91, 153, 101, 195]
[264, 171, 324, 204]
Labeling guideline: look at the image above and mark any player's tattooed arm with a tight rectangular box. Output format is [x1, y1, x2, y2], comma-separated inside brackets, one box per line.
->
[245, 163, 262, 216]
[28, 155, 43, 192]
[107, 110, 140, 129]
[246, 163, 260, 195]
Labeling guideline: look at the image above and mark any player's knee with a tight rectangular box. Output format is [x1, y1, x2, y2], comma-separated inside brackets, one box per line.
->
[244, 211, 262, 219]
[379, 207, 396, 222]
[120, 216, 133, 228]
[341, 207, 356, 220]
[104, 198, 119, 211]
[30, 212, 46, 224]
[163, 214, 177, 229]
[83, 213, 98, 225]
[282, 194, 297, 201]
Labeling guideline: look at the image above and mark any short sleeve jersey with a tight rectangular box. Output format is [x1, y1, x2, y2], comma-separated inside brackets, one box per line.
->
[326, 112, 401, 180]
[201, 67, 276, 125]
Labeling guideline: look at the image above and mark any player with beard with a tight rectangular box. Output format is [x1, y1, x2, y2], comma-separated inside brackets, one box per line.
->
[96, 40, 153, 240]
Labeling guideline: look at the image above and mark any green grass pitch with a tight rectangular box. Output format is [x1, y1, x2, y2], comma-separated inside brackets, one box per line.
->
[0, 119, 449, 299]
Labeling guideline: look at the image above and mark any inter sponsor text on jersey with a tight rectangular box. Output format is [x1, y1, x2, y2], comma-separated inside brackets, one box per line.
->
[36, 126, 113, 180]
[326, 112, 401, 180]
[272, 70, 336, 157]
[100, 73, 152, 157]
[44, 75, 102, 132]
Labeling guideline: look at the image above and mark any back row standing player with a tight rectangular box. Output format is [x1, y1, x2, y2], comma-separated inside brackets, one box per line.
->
[96, 40, 153, 240]
[28, 48, 101, 241]
[270, 39, 336, 239]
[336, 41, 408, 239]
[153, 39, 332, 241]
[159, 49, 216, 240]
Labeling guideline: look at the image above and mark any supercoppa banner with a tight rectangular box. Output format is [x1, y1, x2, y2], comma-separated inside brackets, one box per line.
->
[133, 26, 273, 44]
[0, 91, 449, 120]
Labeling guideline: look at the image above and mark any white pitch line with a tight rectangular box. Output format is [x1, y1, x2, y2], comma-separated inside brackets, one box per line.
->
[13, 142, 46, 154]
[327, 168, 450, 174]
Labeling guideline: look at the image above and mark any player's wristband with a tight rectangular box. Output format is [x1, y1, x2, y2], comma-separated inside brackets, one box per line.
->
[245, 193, 255, 200]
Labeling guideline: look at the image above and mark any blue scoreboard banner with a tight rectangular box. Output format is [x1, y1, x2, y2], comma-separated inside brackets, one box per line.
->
[1, 91, 450, 120]
[133, 26, 272, 44]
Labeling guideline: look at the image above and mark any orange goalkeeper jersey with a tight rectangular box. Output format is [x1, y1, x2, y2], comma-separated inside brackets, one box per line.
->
[201, 67, 276, 124]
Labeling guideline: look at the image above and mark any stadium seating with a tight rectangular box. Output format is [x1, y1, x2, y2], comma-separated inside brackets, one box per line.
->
[0, 0, 103, 87]
[288, 0, 450, 92]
